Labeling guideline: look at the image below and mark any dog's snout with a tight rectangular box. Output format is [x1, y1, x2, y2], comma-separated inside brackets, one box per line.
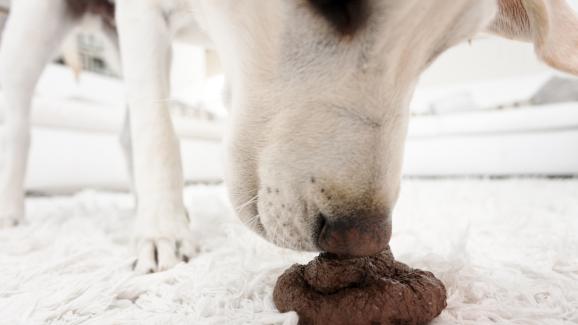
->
[316, 213, 390, 257]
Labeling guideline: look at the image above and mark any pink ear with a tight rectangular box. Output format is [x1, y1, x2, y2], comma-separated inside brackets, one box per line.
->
[488, 0, 578, 75]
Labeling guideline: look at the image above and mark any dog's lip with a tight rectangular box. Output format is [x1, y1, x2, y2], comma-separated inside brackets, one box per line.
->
[252, 201, 320, 252]
[255, 215, 267, 237]
[312, 213, 327, 250]
[247, 203, 267, 238]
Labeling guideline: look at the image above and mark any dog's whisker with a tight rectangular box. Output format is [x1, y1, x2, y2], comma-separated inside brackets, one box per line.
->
[234, 194, 259, 214]
[270, 222, 285, 247]
[241, 210, 259, 226]
[246, 213, 269, 237]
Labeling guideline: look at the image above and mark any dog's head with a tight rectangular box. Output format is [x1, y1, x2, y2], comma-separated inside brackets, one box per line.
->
[199, 0, 578, 255]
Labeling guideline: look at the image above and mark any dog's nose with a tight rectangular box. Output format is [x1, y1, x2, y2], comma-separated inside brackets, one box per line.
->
[316, 214, 390, 257]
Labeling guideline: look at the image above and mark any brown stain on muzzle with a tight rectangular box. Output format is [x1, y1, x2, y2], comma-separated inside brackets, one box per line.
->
[66, 0, 115, 28]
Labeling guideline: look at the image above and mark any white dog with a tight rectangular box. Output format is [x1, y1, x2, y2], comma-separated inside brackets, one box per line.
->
[1, 0, 577, 273]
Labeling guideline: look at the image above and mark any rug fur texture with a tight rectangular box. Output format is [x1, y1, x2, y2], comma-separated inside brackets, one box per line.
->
[1, 179, 577, 324]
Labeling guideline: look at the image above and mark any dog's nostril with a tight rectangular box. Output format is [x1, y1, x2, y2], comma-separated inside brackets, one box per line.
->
[317, 215, 390, 257]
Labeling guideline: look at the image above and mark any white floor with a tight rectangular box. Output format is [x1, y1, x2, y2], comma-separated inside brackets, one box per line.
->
[0, 179, 577, 325]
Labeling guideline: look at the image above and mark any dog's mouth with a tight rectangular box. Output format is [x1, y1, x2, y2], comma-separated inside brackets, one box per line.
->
[254, 214, 267, 238]
[313, 213, 327, 250]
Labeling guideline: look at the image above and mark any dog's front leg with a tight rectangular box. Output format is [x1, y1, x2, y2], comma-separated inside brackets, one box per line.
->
[117, 0, 196, 273]
[0, 0, 75, 228]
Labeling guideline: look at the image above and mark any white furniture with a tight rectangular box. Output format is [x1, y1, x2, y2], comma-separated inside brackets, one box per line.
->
[0, 65, 224, 192]
[404, 38, 578, 176]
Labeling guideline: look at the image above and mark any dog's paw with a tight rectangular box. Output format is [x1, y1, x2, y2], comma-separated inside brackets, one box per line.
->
[132, 226, 198, 274]
[0, 195, 25, 229]
[0, 210, 24, 229]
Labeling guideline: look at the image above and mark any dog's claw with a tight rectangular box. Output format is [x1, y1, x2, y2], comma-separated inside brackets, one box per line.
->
[0, 214, 24, 229]
[132, 235, 197, 274]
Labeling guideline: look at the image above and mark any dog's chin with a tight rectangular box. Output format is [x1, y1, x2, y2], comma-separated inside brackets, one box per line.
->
[265, 231, 318, 252]
[261, 217, 319, 252]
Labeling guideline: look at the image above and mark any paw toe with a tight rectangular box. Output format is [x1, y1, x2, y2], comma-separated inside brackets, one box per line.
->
[133, 241, 159, 274]
[133, 237, 197, 274]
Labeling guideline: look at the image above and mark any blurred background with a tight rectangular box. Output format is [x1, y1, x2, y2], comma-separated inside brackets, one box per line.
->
[0, 0, 577, 194]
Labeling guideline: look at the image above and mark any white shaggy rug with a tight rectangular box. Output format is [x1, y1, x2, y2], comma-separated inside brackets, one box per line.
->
[1, 179, 577, 325]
